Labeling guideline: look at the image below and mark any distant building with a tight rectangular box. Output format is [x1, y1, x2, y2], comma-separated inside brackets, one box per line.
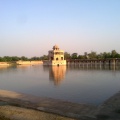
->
[43, 45, 66, 66]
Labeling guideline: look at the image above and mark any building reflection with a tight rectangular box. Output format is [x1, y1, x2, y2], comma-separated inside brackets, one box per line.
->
[49, 66, 66, 86]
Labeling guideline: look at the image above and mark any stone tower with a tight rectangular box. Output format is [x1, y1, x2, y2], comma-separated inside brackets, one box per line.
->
[43, 45, 66, 66]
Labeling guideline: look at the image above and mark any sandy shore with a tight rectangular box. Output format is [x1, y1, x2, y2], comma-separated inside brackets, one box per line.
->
[0, 90, 96, 120]
[0, 61, 43, 67]
[0, 89, 120, 120]
[0, 104, 76, 120]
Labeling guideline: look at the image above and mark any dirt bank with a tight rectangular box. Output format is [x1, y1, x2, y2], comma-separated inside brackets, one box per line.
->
[0, 104, 76, 120]
[0, 90, 120, 120]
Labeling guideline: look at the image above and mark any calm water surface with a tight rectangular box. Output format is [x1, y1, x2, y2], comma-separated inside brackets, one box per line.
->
[0, 65, 120, 105]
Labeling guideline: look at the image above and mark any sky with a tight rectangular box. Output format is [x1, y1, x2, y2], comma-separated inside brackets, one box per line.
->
[0, 0, 120, 57]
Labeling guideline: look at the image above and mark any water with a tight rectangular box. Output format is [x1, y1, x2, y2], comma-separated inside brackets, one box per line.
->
[0, 64, 120, 105]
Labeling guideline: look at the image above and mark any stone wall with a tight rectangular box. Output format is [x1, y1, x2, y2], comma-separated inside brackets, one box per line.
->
[43, 60, 66, 66]
[16, 61, 43, 65]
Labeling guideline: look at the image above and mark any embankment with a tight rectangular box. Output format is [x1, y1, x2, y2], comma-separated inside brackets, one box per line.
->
[0, 89, 120, 120]
[0, 90, 97, 120]
[0, 61, 43, 66]
[16, 61, 43, 65]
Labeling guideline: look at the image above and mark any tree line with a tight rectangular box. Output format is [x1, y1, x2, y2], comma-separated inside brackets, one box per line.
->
[0, 55, 48, 62]
[0, 50, 119, 62]
[64, 50, 120, 60]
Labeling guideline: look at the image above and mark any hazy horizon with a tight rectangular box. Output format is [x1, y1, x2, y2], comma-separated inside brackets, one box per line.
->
[0, 0, 120, 57]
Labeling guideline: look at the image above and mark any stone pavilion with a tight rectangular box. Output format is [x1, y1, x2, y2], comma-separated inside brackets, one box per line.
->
[43, 45, 66, 66]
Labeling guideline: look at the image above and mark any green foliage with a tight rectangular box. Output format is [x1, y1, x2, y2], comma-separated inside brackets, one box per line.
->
[40, 55, 48, 60]
[77, 55, 86, 59]
[71, 53, 78, 59]
[30, 56, 41, 61]
[111, 50, 119, 58]
[11, 56, 20, 61]
[0, 49, 120, 62]
[64, 52, 71, 59]
[70, 50, 120, 59]
[20, 56, 28, 61]
[88, 51, 97, 59]
[0, 56, 20, 62]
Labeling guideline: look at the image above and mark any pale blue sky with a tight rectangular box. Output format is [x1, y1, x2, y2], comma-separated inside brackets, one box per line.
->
[0, 0, 120, 57]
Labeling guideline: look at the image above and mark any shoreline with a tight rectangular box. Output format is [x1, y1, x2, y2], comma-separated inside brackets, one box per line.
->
[0, 89, 120, 120]
[0, 89, 97, 120]
[0, 61, 43, 67]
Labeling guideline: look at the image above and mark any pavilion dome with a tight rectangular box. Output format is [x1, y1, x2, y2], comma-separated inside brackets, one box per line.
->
[53, 45, 59, 50]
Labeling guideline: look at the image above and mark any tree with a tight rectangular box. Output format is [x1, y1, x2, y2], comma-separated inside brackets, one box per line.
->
[84, 52, 89, 59]
[3, 56, 12, 62]
[64, 52, 71, 59]
[20, 56, 28, 61]
[88, 51, 97, 59]
[11, 56, 20, 61]
[71, 53, 78, 59]
[30, 57, 40, 61]
[0, 57, 4, 62]
[78, 55, 86, 59]
[40, 55, 48, 60]
[103, 52, 111, 59]
[111, 50, 118, 58]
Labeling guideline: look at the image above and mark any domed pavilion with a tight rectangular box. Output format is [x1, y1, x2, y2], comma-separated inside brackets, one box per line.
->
[43, 45, 66, 66]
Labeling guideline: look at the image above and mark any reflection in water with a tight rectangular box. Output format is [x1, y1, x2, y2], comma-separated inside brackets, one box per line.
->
[43, 64, 120, 86]
[49, 66, 66, 85]
[0, 65, 17, 73]
[0, 65, 33, 74]
[1, 64, 120, 105]
[67, 64, 120, 71]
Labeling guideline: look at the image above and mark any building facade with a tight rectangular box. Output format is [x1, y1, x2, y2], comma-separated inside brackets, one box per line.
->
[43, 45, 66, 66]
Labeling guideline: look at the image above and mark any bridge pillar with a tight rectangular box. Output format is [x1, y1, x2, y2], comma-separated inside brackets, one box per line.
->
[112, 59, 116, 66]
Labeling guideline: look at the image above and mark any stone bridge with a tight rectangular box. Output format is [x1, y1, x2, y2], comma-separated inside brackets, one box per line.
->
[66, 58, 120, 66]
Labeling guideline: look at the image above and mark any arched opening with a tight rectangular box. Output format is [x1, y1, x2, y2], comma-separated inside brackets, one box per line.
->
[51, 57, 53, 60]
